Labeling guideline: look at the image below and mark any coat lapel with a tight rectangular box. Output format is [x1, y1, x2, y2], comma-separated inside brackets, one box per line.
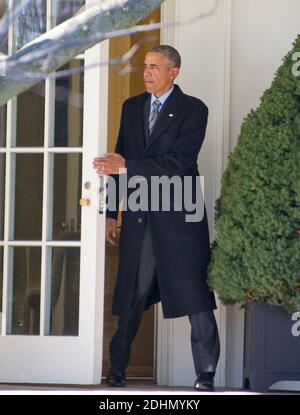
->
[144, 85, 183, 155]
[132, 93, 149, 156]
[143, 95, 151, 146]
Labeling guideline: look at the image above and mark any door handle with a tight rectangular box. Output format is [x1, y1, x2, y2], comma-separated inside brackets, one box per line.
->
[79, 198, 91, 207]
[99, 176, 105, 214]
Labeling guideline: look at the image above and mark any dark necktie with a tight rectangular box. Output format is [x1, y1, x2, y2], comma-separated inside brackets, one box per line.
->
[148, 99, 161, 135]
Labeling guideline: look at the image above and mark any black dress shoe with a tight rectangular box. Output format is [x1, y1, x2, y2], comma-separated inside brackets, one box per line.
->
[106, 371, 126, 387]
[194, 372, 215, 391]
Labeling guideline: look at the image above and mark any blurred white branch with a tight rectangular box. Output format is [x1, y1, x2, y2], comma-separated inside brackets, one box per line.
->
[0, 0, 165, 105]
[0, 0, 219, 106]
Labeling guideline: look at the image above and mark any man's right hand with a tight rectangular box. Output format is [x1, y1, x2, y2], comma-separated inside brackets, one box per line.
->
[106, 218, 118, 246]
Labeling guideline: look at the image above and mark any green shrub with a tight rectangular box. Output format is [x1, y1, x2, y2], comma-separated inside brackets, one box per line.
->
[208, 35, 300, 313]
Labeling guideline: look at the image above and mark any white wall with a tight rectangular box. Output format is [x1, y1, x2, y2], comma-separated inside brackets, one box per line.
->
[230, 0, 300, 150]
[227, 0, 300, 388]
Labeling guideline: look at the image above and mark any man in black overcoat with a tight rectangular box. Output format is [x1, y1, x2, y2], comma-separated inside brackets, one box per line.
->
[93, 45, 220, 391]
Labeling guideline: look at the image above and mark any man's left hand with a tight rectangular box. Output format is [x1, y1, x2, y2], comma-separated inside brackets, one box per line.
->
[93, 153, 127, 175]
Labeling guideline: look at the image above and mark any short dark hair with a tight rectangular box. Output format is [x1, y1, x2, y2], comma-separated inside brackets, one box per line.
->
[149, 45, 181, 68]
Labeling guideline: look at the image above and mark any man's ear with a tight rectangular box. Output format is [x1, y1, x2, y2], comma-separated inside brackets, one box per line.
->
[171, 67, 180, 80]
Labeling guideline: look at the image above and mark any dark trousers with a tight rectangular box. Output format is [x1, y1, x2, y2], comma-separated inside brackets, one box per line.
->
[110, 221, 220, 375]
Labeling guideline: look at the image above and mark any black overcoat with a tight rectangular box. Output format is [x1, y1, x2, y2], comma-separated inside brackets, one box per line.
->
[106, 85, 216, 319]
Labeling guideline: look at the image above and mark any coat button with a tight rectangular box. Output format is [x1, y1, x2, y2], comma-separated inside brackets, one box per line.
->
[138, 218, 143, 223]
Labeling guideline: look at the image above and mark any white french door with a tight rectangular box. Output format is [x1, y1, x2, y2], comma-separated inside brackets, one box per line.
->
[0, 0, 108, 384]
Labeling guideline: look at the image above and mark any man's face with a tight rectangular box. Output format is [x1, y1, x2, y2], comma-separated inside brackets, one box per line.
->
[143, 52, 180, 97]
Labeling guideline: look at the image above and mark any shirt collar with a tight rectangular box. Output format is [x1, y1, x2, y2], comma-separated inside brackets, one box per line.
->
[151, 85, 174, 109]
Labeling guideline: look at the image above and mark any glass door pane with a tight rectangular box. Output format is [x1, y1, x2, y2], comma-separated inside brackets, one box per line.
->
[49, 246, 80, 336]
[0, 106, 7, 147]
[55, 0, 85, 24]
[54, 60, 84, 147]
[9, 247, 41, 335]
[14, 154, 44, 240]
[14, 0, 46, 49]
[50, 153, 82, 241]
[0, 154, 5, 240]
[16, 82, 45, 147]
[0, 1, 8, 55]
